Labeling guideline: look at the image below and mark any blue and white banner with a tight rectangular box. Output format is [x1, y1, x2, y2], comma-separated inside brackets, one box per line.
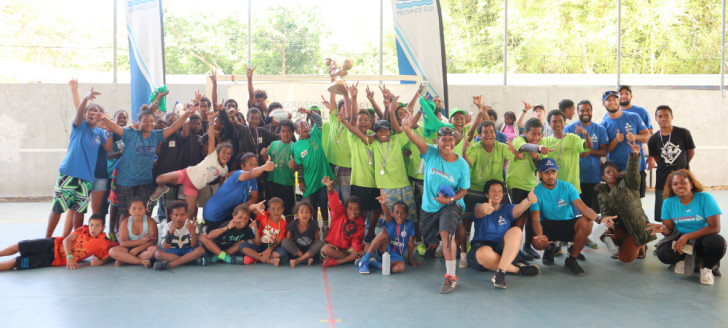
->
[126, 0, 165, 119]
[391, 0, 448, 108]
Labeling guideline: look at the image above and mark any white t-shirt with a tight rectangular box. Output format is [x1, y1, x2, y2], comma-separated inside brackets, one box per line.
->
[161, 223, 192, 249]
[186, 150, 228, 190]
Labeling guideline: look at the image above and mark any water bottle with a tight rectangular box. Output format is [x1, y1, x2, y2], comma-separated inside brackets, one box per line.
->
[603, 236, 618, 256]
[590, 222, 609, 241]
[382, 252, 391, 276]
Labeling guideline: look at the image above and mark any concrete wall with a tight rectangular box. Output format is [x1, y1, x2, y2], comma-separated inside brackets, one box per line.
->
[1, 82, 726, 197]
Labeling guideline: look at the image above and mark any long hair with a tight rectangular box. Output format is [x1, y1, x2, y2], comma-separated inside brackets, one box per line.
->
[663, 169, 704, 199]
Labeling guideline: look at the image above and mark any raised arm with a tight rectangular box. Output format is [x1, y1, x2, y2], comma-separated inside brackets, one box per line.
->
[69, 78, 81, 109]
[516, 101, 533, 129]
[209, 72, 218, 111]
[377, 191, 392, 224]
[238, 156, 275, 181]
[365, 86, 383, 123]
[74, 87, 101, 127]
[408, 84, 424, 111]
[149, 89, 167, 113]
[389, 96, 403, 134]
[512, 188, 537, 218]
[163, 104, 196, 139]
[402, 117, 428, 155]
[246, 66, 256, 108]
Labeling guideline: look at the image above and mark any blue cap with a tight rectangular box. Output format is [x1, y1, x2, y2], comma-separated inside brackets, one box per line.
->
[538, 158, 558, 172]
[438, 185, 456, 198]
[602, 90, 618, 102]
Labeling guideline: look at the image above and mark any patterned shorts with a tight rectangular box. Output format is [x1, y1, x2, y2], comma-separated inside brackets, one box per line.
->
[382, 185, 418, 223]
[51, 174, 92, 214]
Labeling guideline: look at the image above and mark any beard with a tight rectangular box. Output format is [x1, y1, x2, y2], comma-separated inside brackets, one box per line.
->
[619, 101, 630, 107]
[606, 106, 619, 113]
[579, 115, 591, 124]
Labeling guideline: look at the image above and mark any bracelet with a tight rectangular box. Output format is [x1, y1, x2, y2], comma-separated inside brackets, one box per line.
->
[66, 254, 74, 260]
[165, 233, 174, 244]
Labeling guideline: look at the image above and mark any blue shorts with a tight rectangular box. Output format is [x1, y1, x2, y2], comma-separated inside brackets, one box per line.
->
[239, 242, 288, 260]
[158, 247, 195, 256]
[91, 178, 109, 192]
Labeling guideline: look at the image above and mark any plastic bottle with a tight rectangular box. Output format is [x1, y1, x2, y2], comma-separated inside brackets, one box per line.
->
[382, 252, 391, 276]
[603, 237, 618, 256]
[590, 222, 609, 241]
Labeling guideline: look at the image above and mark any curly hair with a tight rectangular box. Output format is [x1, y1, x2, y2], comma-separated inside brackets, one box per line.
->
[663, 169, 704, 199]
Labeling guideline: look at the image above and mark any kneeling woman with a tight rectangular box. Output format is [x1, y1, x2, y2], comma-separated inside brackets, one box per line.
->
[647, 169, 726, 285]
[468, 180, 540, 289]
[596, 141, 656, 263]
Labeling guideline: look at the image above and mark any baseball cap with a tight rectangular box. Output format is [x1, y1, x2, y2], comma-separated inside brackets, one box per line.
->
[449, 107, 467, 119]
[538, 158, 558, 172]
[438, 185, 455, 198]
[602, 91, 618, 102]
[373, 120, 391, 132]
[308, 105, 321, 112]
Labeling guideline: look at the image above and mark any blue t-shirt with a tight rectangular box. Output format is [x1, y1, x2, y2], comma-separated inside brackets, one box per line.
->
[600, 111, 647, 171]
[564, 121, 608, 184]
[203, 170, 259, 223]
[58, 121, 107, 182]
[421, 144, 471, 213]
[116, 128, 165, 186]
[472, 204, 517, 242]
[530, 180, 581, 221]
[661, 192, 722, 234]
[622, 105, 652, 130]
[385, 219, 416, 256]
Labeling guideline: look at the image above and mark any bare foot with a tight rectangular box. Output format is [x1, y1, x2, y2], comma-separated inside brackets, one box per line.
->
[290, 259, 298, 268]
[142, 259, 151, 268]
[307, 258, 314, 266]
[115, 260, 122, 267]
[268, 258, 280, 267]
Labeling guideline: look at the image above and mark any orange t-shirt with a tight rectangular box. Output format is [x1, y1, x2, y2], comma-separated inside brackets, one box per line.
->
[52, 226, 112, 266]
[255, 211, 287, 246]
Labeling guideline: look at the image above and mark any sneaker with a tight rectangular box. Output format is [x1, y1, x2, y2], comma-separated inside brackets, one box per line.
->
[519, 249, 534, 262]
[439, 274, 457, 294]
[322, 258, 338, 268]
[542, 246, 555, 266]
[149, 185, 170, 201]
[713, 267, 722, 277]
[416, 243, 427, 256]
[700, 267, 715, 285]
[523, 246, 541, 260]
[553, 243, 563, 257]
[195, 254, 218, 266]
[565, 256, 585, 276]
[458, 252, 468, 269]
[153, 260, 169, 270]
[425, 243, 439, 258]
[369, 259, 382, 270]
[243, 256, 258, 265]
[435, 246, 443, 258]
[231, 256, 246, 265]
[492, 270, 507, 289]
[674, 260, 685, 275]
[567, 246, 586, 261]
[586, 238, 598, 249]
[356, 258, 370, 274]
[517, 263, 541, 276]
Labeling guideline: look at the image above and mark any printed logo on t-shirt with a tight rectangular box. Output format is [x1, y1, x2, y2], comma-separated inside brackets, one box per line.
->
[301, 150, 308, 159]
[430, 168, 456, 183]
[206, 166, 221, 178]
[660, 141, 682, 165]
[135, 145, 156, 155]
[497, 216, 506, 225]
[624, 123, 634, 134]
[94, 136, 101, 145]
[295, 236, 313, 248]
[590, 133, 599, 144]
[557, 199, 567, 207]
[343, 219, 358, 236]
[675, 214, 703, 224]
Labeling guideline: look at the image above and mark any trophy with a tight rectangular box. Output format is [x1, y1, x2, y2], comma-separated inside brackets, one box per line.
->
[326, 57, 353, 95]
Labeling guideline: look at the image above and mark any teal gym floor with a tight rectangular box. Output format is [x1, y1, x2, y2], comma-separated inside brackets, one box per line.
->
[1, 190, 727, 327]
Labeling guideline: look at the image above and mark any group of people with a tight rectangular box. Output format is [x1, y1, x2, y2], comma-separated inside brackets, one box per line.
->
[0, 70, 724, 292]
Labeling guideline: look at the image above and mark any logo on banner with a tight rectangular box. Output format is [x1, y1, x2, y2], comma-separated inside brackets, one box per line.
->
[395, 0, 435, 15]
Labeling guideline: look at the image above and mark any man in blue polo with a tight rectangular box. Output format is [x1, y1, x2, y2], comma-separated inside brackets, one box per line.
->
[529, 158, 615, 275]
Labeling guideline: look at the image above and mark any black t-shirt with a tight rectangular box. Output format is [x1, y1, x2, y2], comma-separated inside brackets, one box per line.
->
[287, 219, 320, 250]
[207, 220, 255, 250]
[647, 126, 695, 189]
[181, 133, 204, 168]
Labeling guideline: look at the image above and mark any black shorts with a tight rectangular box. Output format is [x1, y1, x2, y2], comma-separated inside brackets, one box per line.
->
[509, 188, 530, 205]
[265, 181, 295, 216]
[420, 204, 463, 244]
[467, 240, 505, 272]
[304, 186, 328, 213]
[117, 183, 155, 216]
[350, 185, 381, 211]
[16, 238, 56, 270]
[541, 218, 579, 243]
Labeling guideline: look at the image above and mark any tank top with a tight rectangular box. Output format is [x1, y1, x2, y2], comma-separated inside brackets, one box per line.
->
[127, 215, 149, 241]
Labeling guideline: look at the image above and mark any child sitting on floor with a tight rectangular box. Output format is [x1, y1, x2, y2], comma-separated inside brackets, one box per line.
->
[281, 200, 326, 268]
[109, 198, 159, 268]
[357, 192, 419, 274]
[238, 198, 288, 266]
[320, 176, 365, 268]
[0, 214, 112, 271]
[198, 204, 255, 265]
[153, 201, 205, 270]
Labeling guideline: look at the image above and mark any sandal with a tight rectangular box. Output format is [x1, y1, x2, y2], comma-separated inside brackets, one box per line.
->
[637, 245, 647, 259]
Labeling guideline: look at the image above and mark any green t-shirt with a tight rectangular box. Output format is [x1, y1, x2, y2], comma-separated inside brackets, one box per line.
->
[404, 127, 429, 180]
[540, 133, 586, 193]
[371, 132, 410, 189]
[506, 136, 544, 191]
[266, 140, 295, 186]
[324, 113, 352, 168]
[348, 130, 376, 188]
[467, 141, 514, 192]
[321, 121, 330, 156]
[293, 124, 334, 197]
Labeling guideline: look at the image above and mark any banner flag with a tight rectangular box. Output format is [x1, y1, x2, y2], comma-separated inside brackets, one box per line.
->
[126, 0, 165, 119]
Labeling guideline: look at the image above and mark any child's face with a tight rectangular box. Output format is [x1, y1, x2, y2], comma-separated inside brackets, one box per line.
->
[155, 118, 167, 130]
[232, 211, 250, 228]
[375, 128, 390, 143]
[248, 112, 262, 128]
[296, 121, 311, 139]
[88, 219, 105, 237]
[115, 112, 128, 127]
[346, 202, 361, 220]
[241, 157, 257, 171]
[449, 113, 465, 130]
[85, 106, 101, 125]
[296, 205, 312, 223]
[280, 125, 293, 143]
[268, 201, 284, 219]
[525, 127, 543, 144]
[219, 147, 233, 165]
[170, 207, 188, 226]
[392, 204, 407, 225]
[356, 113, 369, 132]
[190, 119, 202, 134]
[139, 114, 155, 132]
[128, 201, 146, 218]
[479, 125, 496, 146]
[166, 114, 179, 126]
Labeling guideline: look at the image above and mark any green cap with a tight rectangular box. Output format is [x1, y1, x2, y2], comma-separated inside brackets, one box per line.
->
[308, 105, 321, 112]
[449, 107, 467, 119]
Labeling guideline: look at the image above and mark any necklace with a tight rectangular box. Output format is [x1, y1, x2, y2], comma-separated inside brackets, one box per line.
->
[478, 144, 495, 181]
[660, 129, 672, 159]
[273, 141, 291, 168]
[380, 140, 392, 175]
[247, 126, 259, 149]
[551, 135, 565, 168]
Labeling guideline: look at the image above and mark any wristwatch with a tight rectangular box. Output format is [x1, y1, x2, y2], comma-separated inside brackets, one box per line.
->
[450, 198, 455, 204]
[595, 214, 602, 223]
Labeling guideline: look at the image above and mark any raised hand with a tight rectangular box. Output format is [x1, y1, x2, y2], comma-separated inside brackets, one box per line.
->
[193, 90, 203, 103]
[480, 202, 495, 216]
[288, 155, 296, 170]
[260, 146, 270, 157]
[252, 199, 267, 213]
[320, 95, 331, 109]
[366, 86, 375, 100]
[348, 81, 359, 98]
[523, 100, 534, 112]
[376, 190, 387, 206]
[627, 140, 641, 154]
[615, 129, 624, 143]
[246, 66, 256, 79]
[527, 187, 538, 204]
[209, 71, 217, 85]
[185, 218, 197, 232]
[69, 78, 78, 92]
[262, 156, 274, 171]
[626, 130, 636, 143]
[84, 87, 101, 101]
[574, 125, 587, 137]
[321, 176, 334, 191]
[472, 95, 483, 108]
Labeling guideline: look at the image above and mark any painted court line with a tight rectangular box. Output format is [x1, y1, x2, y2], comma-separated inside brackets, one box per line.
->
[321, 266, 337, 327]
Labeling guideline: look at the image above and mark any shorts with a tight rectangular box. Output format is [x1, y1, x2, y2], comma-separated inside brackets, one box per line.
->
[541, 218, 579, 243]
[265, 181, 295, 216]
[16, 238, 56, 270]
[420, 204, 463, 245]
[509, 188, 530, 205]
[350, 185, 381, 211]
[52, 174, 92, 214]
[91, 178, 109, 192]
[117, 183, 156, 216]
[467, 240, 505, 272]
[321, 245, 353, 259]
[331, 165, 352, 187]
[175, 169, 199, 197]
[304, 186, 328, 213]
[382, 186, 418, 223]
[157, 247, 196, 257]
